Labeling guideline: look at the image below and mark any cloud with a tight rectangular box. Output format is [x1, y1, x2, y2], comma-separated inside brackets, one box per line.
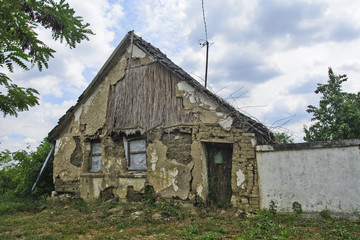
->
[0, 0, 126, 152]
[0, 100, 75, 151]
[3, 0, 360, 152]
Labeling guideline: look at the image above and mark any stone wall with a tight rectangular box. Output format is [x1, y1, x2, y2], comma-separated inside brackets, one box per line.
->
[54, 124, 260, 209]
[256, 139, 360, 218]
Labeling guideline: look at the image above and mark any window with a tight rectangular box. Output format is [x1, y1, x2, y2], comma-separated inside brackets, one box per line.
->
[124, 137, 147, 171]
[90, 142, 102, 172]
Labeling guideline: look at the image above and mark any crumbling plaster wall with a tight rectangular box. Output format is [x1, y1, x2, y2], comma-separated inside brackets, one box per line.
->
[175, 81, 260, 207]
[53, 44, 260, 208]
[53, 45, 152, 196]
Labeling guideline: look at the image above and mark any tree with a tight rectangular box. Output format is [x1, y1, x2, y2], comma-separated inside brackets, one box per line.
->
[274, 132, 294, 144]
[0, 0, 94, 116]
[304, 67, 360, 141]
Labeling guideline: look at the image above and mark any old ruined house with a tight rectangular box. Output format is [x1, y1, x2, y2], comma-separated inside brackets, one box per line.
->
[48, 31, 274, 208]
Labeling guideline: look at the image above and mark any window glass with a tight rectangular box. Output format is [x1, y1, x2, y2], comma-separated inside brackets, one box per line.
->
[214, 152, 223, 164]
[128, 153, 147, 170]
[90, 142, 102, 172]
[125, 138, 147, 171]
[129, 139, 146, 152]
[91, 142, 101, 154]
[90, 155, 102, 172]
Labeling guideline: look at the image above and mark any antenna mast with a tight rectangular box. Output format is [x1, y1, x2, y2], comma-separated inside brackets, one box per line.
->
[201, 0, 209, 88]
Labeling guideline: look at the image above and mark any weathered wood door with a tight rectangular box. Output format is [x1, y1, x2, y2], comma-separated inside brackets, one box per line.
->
[206, 142, 233, 207]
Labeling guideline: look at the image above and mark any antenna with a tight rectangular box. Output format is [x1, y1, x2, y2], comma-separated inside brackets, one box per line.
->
[200, 0, 209, 88]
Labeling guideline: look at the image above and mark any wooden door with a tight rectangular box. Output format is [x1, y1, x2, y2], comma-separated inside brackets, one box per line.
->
[206, 142, 233, 207]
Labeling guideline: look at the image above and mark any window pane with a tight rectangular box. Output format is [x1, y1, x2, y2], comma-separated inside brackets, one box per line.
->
[91, 142, 101, 154]
[214, 152, 223, 164]
[90, 155, 102, 172]
[129, 139, 146, 152]
[129, 153, 146, 170]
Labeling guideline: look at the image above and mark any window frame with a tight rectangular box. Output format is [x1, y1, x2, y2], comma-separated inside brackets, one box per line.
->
[89, 141, 102, 172]
[125, 137, 147, 171]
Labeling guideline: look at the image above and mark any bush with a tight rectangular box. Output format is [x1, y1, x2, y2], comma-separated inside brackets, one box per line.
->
[0, 138, 53, 200]
[320, 208, 331, 219]
[292, 202, 302, 215]
[269, 200, 277, 215]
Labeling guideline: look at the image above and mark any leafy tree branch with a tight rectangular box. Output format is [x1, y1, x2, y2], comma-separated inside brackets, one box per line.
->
[304, 67, 360, 141]
[0, 0, 94, 116]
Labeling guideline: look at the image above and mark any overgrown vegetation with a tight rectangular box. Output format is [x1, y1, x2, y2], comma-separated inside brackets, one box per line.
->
[292, 201, 303, 215]
[0, 198, 359, 239]
[0, 138, 53, 207]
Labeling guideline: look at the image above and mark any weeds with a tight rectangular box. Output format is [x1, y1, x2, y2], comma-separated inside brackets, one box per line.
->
[0, 197, 42, 214]
[320, 208, 332, 219]
[0, 198, 359, 239]
[292, 201, 303, 215]
[269, 200, 277, 215]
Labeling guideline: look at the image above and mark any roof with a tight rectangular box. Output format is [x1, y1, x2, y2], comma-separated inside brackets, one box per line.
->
[48, 31, 274, 143]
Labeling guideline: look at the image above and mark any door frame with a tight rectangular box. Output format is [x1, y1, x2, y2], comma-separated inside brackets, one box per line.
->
[202, 141, 233, 207]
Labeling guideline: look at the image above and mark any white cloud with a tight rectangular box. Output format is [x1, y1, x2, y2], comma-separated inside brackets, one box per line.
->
[0, 0, 124, 151]
[2, 0, 360, 152]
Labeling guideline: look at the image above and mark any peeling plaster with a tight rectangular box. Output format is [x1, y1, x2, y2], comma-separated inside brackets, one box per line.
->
[169, 169, 179, 192]
[82, 87, 100, 114]
[236, 169, 245, 189]
[52, 42, 262, 207]
[196, 185, 203, 197]
[251, 138, 257, 147]
[74, 108, 81, 124]
[177, 81, 217, 110]
[92, 178, 102, 198]
[127, 45, 146, 59]
[150, 150, 158, 171]
[218, 116, 233, 130]
[55, 139, 62, 155]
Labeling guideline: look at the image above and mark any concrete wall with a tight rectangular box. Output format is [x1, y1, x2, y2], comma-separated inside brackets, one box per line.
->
[256, 139, 360, 217]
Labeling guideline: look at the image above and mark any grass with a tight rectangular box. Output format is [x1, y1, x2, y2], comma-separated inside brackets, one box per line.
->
[0, 198, 359, 239]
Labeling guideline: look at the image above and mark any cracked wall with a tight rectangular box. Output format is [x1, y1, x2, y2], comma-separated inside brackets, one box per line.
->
[52, 42, 262, 208]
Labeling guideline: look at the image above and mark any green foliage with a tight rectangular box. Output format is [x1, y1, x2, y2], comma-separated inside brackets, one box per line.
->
[0, 198, 41, 214]
[0, 138, 53, 200]
[194, 194, 204, 207]
[1, 199, 360, 239]
[320, 208, 332, 219]
[0, 73, 39, 117]
[70, 199, 92, 213]
[269, 200, 277, 215]
[274, 132, 294, 144]
[142, 185, 156, 206]
[0, 0, 94, 117]
[292, 201, 302, 215]
[304, 67, 360, 141]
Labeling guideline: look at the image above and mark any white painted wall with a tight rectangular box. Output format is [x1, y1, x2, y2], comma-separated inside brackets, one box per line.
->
[256, 140, 360, 216]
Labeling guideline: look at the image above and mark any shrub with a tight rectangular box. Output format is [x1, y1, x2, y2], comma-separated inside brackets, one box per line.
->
[0, 138, 53, 200]
[269, 200, 277, 215]
[292, 202, 302, 215]
[320, 208, 331, 219]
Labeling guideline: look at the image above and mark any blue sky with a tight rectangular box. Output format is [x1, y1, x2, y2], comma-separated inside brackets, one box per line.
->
[2, 0, 360, 151]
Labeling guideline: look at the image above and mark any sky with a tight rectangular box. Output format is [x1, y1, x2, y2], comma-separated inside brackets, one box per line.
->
[2, 0, 360, 151]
